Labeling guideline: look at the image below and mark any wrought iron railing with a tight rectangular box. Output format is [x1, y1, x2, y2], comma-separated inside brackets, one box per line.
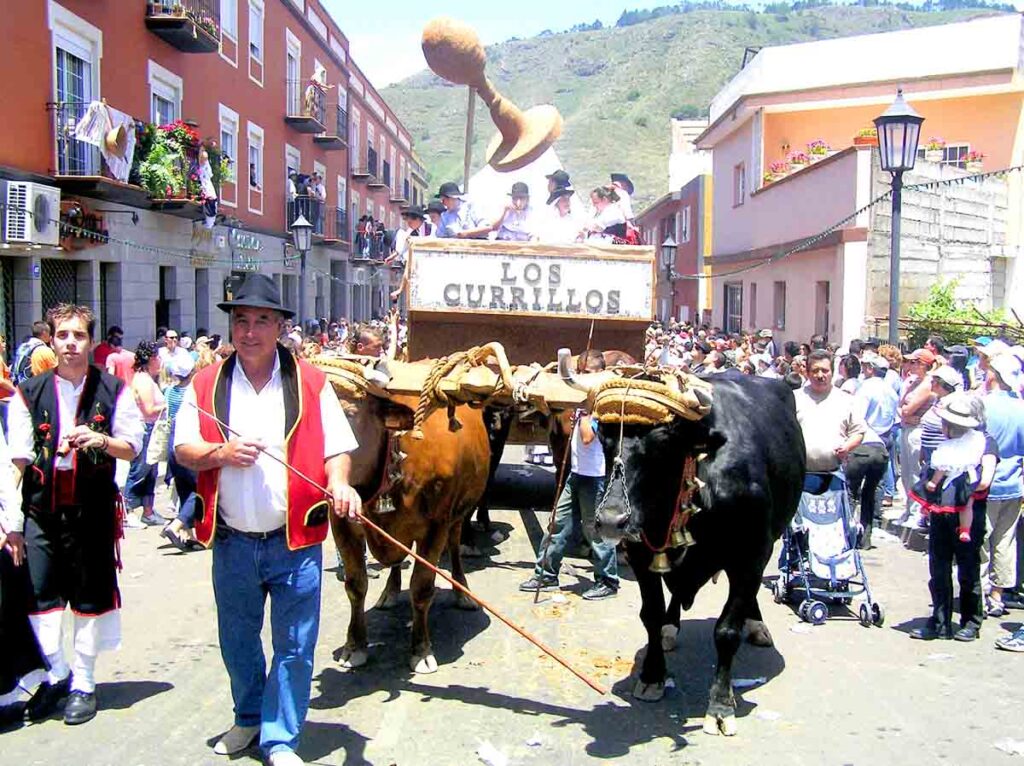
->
[146, 0, 220, 38]
[285, 79, 326, 125]
[352, 225, 389, 260]
[49, 101, 103, 177]
[381, 160, 391, 188]
[403, 179, 411, 201]
[332, 105, 348, 141]
[287, 193, 325, 235]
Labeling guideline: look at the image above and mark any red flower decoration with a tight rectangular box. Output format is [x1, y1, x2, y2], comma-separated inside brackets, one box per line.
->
[92, 414, 106, 424]
[38, 423, 51, 433]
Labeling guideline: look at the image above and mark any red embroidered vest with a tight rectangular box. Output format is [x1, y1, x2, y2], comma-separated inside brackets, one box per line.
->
[192, 347, 329, 550]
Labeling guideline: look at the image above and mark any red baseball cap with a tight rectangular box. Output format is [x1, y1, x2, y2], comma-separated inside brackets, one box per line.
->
[906, 348, 936, 366]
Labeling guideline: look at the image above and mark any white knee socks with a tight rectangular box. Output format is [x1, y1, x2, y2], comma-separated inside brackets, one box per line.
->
[70, 652, 97, 694]
[46, 651, 70, 686]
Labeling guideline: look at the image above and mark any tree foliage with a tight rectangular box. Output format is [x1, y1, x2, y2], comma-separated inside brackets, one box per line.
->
[904, 278, 1013, 347]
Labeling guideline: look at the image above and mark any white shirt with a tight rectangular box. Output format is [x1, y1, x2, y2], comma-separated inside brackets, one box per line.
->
[392, 225, 425, 260]
[571, 415, 605, 478]
[495, 205, 539, 241]
[539, 206, 585, 243]
[0, 427, 25, 536]
[159, 345, 193, 372]
[199, 159, 217, 200]
[616, 188, 635, 221]
[173, 353, 358, 533]
[6, 372, 145, 532]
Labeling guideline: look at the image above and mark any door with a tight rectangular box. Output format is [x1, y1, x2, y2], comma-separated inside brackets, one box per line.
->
[55, 46, 97, 175]
[815, 280, 831, 340]
[724, 283, 743, 334]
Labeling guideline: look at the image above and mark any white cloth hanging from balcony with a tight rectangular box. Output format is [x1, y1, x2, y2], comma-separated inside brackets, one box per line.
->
[73, 101, 136, 183]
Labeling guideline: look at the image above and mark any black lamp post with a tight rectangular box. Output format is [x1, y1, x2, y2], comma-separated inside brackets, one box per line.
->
[874, 88, 924, 346]
[290, 213, 312, 323]
[661, 233, 678, 323]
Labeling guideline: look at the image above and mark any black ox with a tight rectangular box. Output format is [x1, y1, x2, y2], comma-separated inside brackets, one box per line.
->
[561, 354, 805, 736]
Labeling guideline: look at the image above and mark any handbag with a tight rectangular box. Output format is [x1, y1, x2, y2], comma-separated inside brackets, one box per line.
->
[146, 407, 171, 465]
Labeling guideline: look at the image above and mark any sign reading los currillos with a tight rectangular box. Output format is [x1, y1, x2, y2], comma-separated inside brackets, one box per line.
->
[408, 243, 655, 320]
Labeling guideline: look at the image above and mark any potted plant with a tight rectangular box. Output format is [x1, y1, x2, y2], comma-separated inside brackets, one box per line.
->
[853, 127, 878, 147]
[788, 151, 810, 170]
[964, 150, 984, 173]
[924, 137, 945, 163]
[807, 139, 830, 162]
[763, 171, 778, 185]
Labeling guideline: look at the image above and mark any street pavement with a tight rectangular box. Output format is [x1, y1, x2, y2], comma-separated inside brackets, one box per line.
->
[3, 450, 1024, 765]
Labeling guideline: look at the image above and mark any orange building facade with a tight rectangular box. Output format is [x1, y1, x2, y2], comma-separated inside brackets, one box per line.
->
[0, 0, 423, 343]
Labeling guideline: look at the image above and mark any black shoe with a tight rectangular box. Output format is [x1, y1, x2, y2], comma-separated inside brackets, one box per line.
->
[519, 575, 559, 592]
[1003, 592, 1024, 610]
[909, 624, 952, 641]
[582, 581, 619, 601]
[25, 676, 71, 721]
[0, 702, 26, 730]
[954, 624, 981, 642]
[63, 690, 97, 725]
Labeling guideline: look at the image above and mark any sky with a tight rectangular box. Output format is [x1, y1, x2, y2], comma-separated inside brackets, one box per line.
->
[319, 0, 675, 88]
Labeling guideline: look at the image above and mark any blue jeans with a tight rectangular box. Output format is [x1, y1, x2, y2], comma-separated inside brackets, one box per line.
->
[123, 422, 157, 510]
[167, 422, 197, 528]
[882, 426, 899, 499]
[536, 473, 618, 586]
[212, 528, 322, 757]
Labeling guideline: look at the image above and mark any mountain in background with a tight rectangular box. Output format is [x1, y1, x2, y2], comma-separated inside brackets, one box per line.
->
[382, 3, 1008, 209]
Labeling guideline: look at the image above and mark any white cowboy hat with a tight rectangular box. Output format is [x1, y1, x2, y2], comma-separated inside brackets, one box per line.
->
[861, 351, 889, 370]
[936, 393, 979, 429]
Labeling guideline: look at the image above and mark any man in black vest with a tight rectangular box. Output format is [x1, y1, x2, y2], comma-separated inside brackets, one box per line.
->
[4, 304, 143, 725]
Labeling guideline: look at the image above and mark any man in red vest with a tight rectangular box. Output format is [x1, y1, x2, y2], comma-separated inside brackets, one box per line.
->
[174, 274, 360, 766]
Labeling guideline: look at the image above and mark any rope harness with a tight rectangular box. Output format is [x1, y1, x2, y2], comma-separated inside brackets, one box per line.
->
[589, 367, 712, 571]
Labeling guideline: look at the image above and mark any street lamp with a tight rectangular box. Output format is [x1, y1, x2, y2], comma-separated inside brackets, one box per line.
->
[874, 88, 924, 346]
[290, 213, 312, 323]
[661, 233, 678, 323]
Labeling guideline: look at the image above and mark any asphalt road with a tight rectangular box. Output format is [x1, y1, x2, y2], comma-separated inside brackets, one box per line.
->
[4, 451, 1024, 765]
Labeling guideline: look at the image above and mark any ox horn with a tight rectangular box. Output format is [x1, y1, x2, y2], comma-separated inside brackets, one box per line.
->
[558, 347, 590, 392]
[693, 387, 713, 409]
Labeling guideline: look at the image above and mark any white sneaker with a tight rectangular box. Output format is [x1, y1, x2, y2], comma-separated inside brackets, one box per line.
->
[213, 724, 259, 755]
[268, 750, 304, 766]
[123, 514, 146, 530]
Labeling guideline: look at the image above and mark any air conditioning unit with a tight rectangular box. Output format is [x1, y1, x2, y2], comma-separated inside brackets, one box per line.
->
[1, 181, 61, 246]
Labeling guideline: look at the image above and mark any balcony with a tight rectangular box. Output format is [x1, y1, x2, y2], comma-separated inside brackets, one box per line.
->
[352, 225, 389, 261]
[145, 0, 220, 54]
[391, 177, 409, 205]
[284, 79, 327, 134]
[366, 150, 386, 190]
[48, 101, 150, 207]
[286, 197, 348, 250]
[313, 105, 348, 151]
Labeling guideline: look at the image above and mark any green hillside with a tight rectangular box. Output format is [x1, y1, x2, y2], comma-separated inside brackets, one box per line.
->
[383, 4, 1004, 209]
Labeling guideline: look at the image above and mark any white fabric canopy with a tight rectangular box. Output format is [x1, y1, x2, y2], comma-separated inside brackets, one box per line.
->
[463, 146, 586, 223]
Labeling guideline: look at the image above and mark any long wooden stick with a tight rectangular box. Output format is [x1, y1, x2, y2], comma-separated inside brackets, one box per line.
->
[188, 402, 607, 695]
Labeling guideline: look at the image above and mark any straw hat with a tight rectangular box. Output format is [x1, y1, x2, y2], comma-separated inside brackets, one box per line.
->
[936, 393, 980, 429]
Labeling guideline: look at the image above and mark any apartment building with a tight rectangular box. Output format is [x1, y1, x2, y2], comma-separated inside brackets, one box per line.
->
[0, 0, 421, 343]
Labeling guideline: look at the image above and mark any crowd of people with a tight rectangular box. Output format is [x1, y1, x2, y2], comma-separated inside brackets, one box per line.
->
[642, 320, 1024, 648]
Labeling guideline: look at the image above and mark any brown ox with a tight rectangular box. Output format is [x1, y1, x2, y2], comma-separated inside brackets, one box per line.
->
[330, 391, 490, 673]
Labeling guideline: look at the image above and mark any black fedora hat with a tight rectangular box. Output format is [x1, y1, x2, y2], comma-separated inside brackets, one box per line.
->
[425, 199, 446, 215]
[610, 173, 634, 195]
[545, 169, 570, 187]
[401, 205, 426, 220]
[435, 181, 464, 199]
[546, 185, 574, 206]
[509, 181, 530, 198]
[217, 273, 295, 318]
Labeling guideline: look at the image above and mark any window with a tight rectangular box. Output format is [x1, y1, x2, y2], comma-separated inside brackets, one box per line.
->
[733, 163, 746, 207]
[247, 121, 264, 214]
[351, 108, 361, 165]
[724, 283, 743, 334]
[773, 280, 786, 330]
[148, 61, 182, 126]
[286, 31, 301, 115]
[815, 281, 831, 340]
[749, 283, 757, 329]
[679, 205, 691, 244]
[218, 104, 238, 207]
[248, 0, 263, 60]
[918, 143, 970, 169]
[50, 2, 101, 102]
[221, 0, 237, 40]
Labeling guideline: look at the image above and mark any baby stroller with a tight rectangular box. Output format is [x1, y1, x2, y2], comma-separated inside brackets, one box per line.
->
[773, 471, 885, 627]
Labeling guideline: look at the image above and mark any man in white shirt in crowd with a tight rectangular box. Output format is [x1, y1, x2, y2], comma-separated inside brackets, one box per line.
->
[519, 350, 619, 601]
[5, 304, 144, 726]
[435, 182, 490, 239]
[174, 274, 361, 766]
[158, 328, 193, 373]
[794, 349, 867, 480]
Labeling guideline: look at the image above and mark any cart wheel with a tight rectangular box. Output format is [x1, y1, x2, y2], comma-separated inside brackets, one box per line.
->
[808, 600, 828, 625]
[798, 600, 811, 623]
[871, 602, 885, 627]
[858, 602, 872, 628]
[772, 580, 785, 604]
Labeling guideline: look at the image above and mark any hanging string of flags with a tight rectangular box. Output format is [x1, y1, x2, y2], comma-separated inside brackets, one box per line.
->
[0, 162, 1019, 282]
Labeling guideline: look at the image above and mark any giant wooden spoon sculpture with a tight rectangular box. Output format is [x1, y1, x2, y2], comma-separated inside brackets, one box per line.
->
[422, 17, 563, 172]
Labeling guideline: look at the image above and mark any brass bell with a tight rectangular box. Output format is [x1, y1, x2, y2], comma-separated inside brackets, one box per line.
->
[649, 551, 672, 574]
[671, 527, 695, 549]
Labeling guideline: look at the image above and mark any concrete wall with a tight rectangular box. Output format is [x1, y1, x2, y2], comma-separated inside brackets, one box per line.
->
[865, 154, 1014, 336]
